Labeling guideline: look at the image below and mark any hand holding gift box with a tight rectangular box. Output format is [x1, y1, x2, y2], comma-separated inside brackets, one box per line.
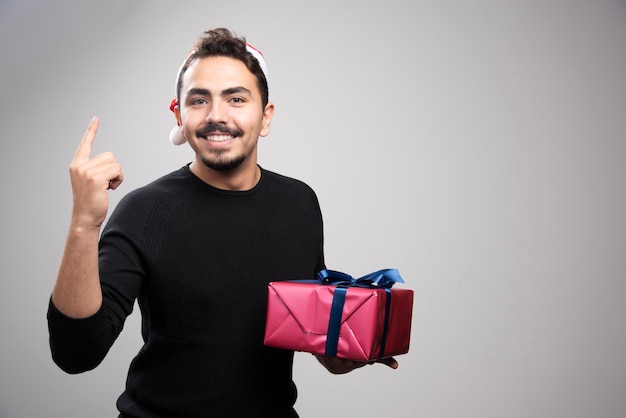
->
[264, 269, 414, 362]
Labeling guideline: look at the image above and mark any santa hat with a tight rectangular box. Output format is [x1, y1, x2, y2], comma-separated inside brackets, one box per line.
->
[169, 44, 269, 145]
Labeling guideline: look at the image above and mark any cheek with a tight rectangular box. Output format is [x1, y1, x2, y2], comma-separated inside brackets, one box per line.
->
[181, 112, 203, 130]
[237, 112, 265, 132]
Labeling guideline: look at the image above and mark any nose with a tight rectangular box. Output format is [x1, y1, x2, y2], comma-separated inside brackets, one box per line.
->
[205, 100, 228, 124]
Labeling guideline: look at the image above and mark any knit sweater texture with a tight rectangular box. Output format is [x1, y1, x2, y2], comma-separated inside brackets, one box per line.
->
[48, 165, 325, 417]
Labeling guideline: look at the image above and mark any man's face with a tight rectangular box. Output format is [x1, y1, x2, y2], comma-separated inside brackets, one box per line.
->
[176, 56, 273, 172]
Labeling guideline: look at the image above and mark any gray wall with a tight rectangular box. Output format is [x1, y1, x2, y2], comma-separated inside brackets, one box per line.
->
[1, 1, 625, 417]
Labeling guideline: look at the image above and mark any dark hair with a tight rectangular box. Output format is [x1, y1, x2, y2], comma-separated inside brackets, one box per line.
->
[176, 28, 269, 108]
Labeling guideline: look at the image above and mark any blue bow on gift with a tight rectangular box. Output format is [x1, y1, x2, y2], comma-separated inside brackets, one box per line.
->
[316, 268, 404, 289]
[314, 269, 404, 359]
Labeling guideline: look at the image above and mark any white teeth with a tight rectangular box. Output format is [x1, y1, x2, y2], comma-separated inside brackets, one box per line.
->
[206, 135, 232, 142]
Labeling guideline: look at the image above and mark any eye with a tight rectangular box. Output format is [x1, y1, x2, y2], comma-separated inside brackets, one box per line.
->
[190, 98, 208, 106]
[229, 97, 246, 105]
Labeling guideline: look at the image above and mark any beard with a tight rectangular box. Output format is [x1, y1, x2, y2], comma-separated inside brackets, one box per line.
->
[200, 151, 246, 171]
[192, 123, 247, 171]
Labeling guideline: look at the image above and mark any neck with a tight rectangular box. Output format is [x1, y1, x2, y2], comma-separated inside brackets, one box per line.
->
[189, 160, 261, 191]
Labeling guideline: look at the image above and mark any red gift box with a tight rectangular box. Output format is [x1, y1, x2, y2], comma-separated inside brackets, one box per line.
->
[264, 270, 414, 361]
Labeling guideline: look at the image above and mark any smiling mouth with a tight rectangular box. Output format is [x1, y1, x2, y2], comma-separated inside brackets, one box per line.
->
[197, 124, 242, 142]
[203, 134, 234, 142]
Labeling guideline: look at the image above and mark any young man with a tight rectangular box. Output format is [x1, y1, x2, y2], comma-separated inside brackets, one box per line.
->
[48, 28, 395, 418]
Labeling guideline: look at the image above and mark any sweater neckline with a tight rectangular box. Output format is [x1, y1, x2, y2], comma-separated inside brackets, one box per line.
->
[182, 163, 265, 196]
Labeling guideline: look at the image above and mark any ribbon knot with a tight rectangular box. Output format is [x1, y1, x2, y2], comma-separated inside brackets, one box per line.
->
[316, 268, 404, 289]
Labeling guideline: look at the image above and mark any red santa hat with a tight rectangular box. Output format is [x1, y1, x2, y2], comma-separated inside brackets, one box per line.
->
[169, 44, 269, 145]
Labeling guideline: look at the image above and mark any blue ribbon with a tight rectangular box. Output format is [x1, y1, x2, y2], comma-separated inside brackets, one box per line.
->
[316, 269, 403, 358]
[316, 268, 404, 289]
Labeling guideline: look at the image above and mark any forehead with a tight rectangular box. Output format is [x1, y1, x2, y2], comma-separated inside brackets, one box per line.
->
[182, 56, 258, 94]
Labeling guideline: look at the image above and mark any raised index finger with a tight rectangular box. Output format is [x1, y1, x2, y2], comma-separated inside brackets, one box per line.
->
[73, 116, 99, 163]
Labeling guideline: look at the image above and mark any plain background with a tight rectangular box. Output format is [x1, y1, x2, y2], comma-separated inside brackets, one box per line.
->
[1, 1, 625, 417]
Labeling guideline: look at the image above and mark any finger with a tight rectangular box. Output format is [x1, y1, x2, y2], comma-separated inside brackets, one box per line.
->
[91, 155, 123, 190]
[108, 171, 124, 190]
[73, 116, 99, 164]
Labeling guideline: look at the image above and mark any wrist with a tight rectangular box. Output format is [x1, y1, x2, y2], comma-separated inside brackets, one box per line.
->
[69, 213, 104, 232]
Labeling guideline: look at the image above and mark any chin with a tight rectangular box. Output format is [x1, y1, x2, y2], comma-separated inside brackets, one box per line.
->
[201, 155, 246, 172]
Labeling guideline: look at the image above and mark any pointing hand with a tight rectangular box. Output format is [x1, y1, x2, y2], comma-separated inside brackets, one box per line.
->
[68, 117, 124, 228]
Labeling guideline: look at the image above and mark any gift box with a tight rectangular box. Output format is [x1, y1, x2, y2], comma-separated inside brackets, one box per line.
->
[264, 269, 414, 361]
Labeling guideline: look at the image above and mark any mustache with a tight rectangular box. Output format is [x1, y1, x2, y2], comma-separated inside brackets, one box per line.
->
[196, 123, 242, 137]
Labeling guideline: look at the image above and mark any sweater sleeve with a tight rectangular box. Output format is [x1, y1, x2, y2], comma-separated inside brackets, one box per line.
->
[47, 298, 114, 374]
[47, 188, 150, 374]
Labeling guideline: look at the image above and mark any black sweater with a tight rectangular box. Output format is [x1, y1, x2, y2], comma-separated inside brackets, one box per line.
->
[48, 165, 325, 417]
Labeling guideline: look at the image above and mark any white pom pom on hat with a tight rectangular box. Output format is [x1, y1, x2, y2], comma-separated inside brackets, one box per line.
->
[169, 124, 188, 145]
[169, 43, 269, 146]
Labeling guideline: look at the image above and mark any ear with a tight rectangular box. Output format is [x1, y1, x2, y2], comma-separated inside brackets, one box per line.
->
[260, 102, 275, 137]
[173, 101, 182, 126]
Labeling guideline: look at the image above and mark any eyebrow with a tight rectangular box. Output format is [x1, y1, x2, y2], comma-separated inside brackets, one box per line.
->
[186, 86, 253, 98]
